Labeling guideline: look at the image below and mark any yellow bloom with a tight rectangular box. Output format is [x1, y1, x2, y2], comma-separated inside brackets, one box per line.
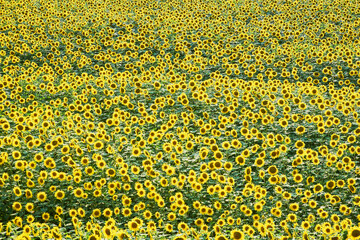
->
[55, 190, 65, 200]
[93, 141, 104, 150]
[313, 184, 324, 193]
[267, 165, 278, 175]
[13, 186, 22, 197]
[12, 202, 22, 211]
[213, 151, 223, 161]
[37, 192, 47, 202]
[128, 220, 139, 231]
[12, 151, 21, 160]
[132, 147, 141, 157]
[122, 207, 132, 217]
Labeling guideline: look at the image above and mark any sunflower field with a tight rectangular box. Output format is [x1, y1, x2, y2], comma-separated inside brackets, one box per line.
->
[1, 0, 360, 239]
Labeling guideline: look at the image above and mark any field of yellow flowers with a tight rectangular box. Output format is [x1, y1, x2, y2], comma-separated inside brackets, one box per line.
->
[1, 0, 360, 239]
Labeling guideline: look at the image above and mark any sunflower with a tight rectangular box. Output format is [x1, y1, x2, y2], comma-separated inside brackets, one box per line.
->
[55, 190, 65, 200]
[12, 202, 22, 211]
[330, 214, 340, 224]
[299, 102, 307, 110]
[215, 235, 228, 240]
[131, 165, 140, 175]
[254, 202, 263, 212]
[93, 190, 102, 198]
[103, 208, 112, 218]
[153, 81, 161, 90]
[12, 151, 21, 160]
[236, 156, 246, 165]
[96, 160, 106, 169]
[13, 186, 22, 197]
[142, 210, 152, 220]
[124, 127, 131, 134]
[34, 153, 44, 162]
[69, 209, 77, 217]
[1, 122, 10, 131]
[163, 223, 173, 233]
[348, 135, 357, 143]
[279, 119, 288, 128]
[92, 209, 101, 218]
[214, 151, 223, 161]
[301, 220, 310, 230]
[254, 158, 264, 167]
[313, 184, 324, 193]
[25, 189, 32, 199]
[296, 125, 306, 135]
[167, 212, 176, 221]
[128, 221, 139, 232]
[293, 174, 303, 183]
[160, 177, 168, 187]
[224, 162, 233, 171]
[42, 212, 50, 221]
[88, 234, 98, 240]
[37, 192, 47, 202]
[200, 148, 209, 160]
[26, 215, 34, 224]
[93, 141, 104, 150]
[309, 200, 317, 208]
[106, 168, 116, 177]
[214, 160, 222, 169]
[44, 158, 56, 169]
[287, 213, 297, 222]
[231, 139, 241, 149]
[326, 180, 336, 190]
[268, 176, 278, 185]
[132, 147, 141, 157]
[73, 188, 84, 198]
[207, 186, 215, 195]
[267, 165, 278, 175]
[85, 166, 94, 176]
[289, 203, 299, 211]
[77, 208, 85, 217]
[25, 203, 34, 213]
[44, 143, 53, 151]
[23, 225, 31, 235]
[177, 222, 189, 232]
[156, 151, 163, 160]
[222, 141, 231, 150]
[122, 208, 132, 217]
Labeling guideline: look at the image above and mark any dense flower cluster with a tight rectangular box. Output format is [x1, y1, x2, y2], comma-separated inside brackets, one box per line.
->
[1, 0, 360, 239]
